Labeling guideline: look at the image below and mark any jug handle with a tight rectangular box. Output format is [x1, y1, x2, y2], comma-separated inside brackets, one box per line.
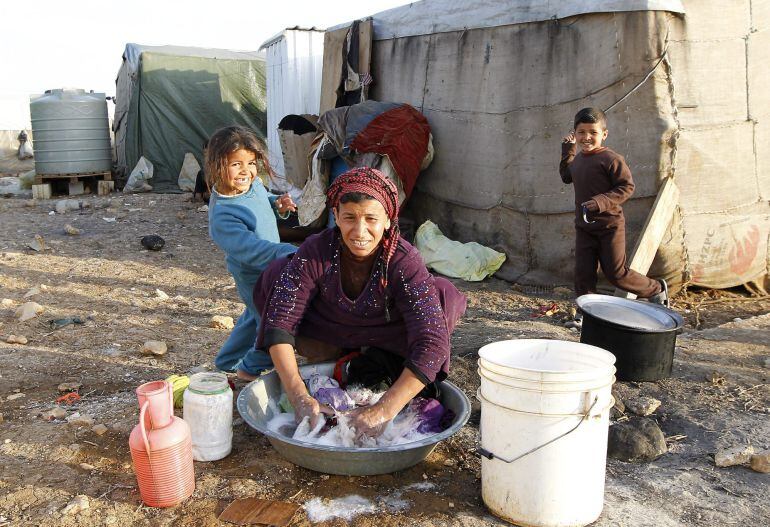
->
[139, 400, 151, 455]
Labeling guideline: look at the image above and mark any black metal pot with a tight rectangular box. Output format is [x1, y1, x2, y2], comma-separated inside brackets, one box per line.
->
[577, 294, 684, 382]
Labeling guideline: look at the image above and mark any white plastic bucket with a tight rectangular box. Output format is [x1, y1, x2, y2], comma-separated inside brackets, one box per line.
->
[477, 339, 616, 527]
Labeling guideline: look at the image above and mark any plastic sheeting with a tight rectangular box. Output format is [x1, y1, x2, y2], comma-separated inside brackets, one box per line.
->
[330, 0, 685, 40]
[363, 0, 768, 291]
[261, 30, 325, 190]
[113, 43, 267, 192]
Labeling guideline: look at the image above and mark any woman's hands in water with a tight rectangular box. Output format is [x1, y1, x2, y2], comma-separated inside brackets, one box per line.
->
[345, 403, 393, 441]
[290, 391, 332, 428]
[344, 368, 427, 442]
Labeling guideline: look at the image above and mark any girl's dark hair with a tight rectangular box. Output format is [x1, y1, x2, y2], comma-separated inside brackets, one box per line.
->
[574, 107, 607, 130]
[204, 125, 274, 190]
[339, 191, 376, 204]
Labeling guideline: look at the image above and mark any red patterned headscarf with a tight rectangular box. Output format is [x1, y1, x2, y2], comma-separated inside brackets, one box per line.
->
[326, 167, 400, 290]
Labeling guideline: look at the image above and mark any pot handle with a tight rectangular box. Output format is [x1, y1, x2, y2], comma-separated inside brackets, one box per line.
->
[139, 400, 151, 455]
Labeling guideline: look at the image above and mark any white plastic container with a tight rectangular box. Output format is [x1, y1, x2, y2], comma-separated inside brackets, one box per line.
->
[183, 372, 233, 461]
[477, 339, 616, 527]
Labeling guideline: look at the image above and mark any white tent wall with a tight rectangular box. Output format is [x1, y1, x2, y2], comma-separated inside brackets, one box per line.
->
[261, 29, 324, 188]
[364, 0, 769, 291]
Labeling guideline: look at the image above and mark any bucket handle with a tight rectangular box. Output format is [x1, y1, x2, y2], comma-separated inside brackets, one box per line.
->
[476, 396, 598, 464]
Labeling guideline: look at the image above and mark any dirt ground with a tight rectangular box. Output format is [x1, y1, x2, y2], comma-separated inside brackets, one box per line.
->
[0, 191, 768, 527]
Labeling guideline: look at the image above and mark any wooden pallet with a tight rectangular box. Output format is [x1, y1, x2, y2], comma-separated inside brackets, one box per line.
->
[32, 170, 113, 199]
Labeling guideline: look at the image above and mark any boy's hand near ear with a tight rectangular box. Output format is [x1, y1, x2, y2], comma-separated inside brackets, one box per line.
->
[562, 131, 576, 144]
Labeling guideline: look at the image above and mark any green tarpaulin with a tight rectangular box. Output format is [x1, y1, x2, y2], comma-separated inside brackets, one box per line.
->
[114, 43, 266, 191]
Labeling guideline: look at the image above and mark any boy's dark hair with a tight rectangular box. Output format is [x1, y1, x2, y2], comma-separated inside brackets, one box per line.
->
[339, 191, 376, 205]
[204, 125, 273, 190]
[574, 107, 607, 130]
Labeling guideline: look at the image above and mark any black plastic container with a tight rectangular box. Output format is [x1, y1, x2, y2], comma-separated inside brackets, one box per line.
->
[577, 294, 684, 382]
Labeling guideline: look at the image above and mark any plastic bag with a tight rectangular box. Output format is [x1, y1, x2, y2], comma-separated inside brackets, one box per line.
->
[124, 156, 154, 193]
[414, 220, 506, 281]
[177, 152, 200, 192]
[18, 142, 33, 160]
[19, 169, 36, 190]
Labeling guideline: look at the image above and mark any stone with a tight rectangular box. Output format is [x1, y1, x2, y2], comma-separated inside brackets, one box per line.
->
[749, 450, 770, 473]
[64, 224, 81, 235]
[23, 284, 47, 298]
[141, 340, 167, 356]
[6, 393, 25, 401]
[210, 315, 235, 330]
[625, 396, 661, 417]
[140, 235, 165, 251]
[66, 413, 95, 427]
[57, 382, 82, 393]
[15, 301, 43, 321]
[176, 211, 186, 220]
[1, 298, 13, 308]
[155, 289, 170, 300]
[92, 424, 108, 436]
[27, 234, 46, 252]
[763, 357, 770, 369]
[715, 444, 755, 467]
[607, 418, 667, 462]
[43, 407, 68, 420]
[79, 463, 95, 471]
[5, 335, 28, 345]
[55, 199, 81, 215]
[197, 204, 209, 212]
[62, 495, 90, 515]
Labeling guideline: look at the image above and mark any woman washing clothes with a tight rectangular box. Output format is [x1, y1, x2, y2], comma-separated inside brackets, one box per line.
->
[246, 167, 467, 441]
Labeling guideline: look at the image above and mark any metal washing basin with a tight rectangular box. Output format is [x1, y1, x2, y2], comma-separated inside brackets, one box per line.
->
[236, 362, 471, 475]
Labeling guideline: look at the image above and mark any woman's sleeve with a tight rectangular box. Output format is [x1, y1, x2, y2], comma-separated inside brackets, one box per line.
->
[261, 242, 322, 349]
[391, 251, 451, 384]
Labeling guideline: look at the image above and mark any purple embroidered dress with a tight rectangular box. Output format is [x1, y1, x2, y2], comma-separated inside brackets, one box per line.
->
[255, 228, 467, 384]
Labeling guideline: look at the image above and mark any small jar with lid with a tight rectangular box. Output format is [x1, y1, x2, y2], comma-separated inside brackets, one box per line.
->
[183, 372, 233, 461]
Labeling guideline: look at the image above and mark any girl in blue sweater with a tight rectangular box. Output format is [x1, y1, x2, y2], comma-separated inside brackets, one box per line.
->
[205, 126, 297, 377]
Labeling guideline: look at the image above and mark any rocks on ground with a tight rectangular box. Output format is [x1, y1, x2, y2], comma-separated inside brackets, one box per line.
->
[750, 450, 770, 473]
[58, 382, 82, 393]
[210, 315, 235, 330]
[141, 340, 167, 356]
[624, 396, 661, 417]
[42, 407, 68, 420]
[66, 413, 95, 427]
[608, 417, 667, 462]
[5, 334, 28, 345]
[64, 224, 81, 236]
[23, 284, 47, 298]
[15, 301, 43, 321]
[62, 495, 90, 515]
[92, 424, 108, 436]
[715, 444, 755, 467]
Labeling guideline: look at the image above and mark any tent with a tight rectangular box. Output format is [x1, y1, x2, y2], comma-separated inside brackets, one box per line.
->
[326, 0, 769, 292]
[259, 28, 325, 191]
[113, 43, 267, 191]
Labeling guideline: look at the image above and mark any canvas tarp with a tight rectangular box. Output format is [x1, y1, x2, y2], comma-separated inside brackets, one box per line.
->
[113, 43, 267, 191]
[354, 0, 768, 291]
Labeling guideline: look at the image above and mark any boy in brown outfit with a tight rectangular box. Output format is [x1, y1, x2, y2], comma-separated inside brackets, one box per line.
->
[560, 108, 667, 324]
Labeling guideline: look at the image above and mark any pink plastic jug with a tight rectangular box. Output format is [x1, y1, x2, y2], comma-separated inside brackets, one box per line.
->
[129, 380, 195, 507]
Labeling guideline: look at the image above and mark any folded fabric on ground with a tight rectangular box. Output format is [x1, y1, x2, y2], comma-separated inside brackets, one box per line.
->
[414, 220, 506, 281]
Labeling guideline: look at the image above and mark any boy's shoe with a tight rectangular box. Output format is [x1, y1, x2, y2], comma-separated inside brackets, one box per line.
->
[648, 279, 670, 308]
[564, 313, 583, 330]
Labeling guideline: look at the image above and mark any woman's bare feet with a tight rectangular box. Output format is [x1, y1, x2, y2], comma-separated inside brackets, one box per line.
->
[236, 369, 259, 382]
